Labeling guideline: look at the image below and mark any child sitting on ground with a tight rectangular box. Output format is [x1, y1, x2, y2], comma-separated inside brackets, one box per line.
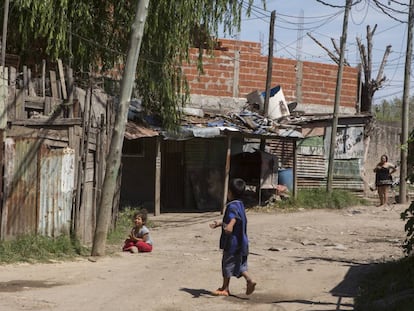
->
[122, 208, 153, 253]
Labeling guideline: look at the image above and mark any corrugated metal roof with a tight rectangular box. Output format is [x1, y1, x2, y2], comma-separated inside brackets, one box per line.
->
[124, 121, 158, 140]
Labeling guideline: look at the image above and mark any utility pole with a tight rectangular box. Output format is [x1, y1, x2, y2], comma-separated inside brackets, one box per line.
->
[263, 10, 275, 118]
[1, 0, 9, 69]
[1, 0, 10, 129]
[260, 10, 275, 151]
[326, 0, 352, 193]
[91, 0, 150, 256]
[399, 0, 413, 204]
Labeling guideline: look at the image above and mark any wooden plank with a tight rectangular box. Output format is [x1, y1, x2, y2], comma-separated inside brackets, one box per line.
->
[42, 60, 46, 97]
[44, 97, 51, 115]
[67, 67, 74, 117]
[154, 138, 161, 216]
[9, 67, 16, 87]
[50, 71, 58, 99]
[57, 59, 67, 100]
[23, 65, 28, 95]
[7, 81, 16, 122]
[0, 66, 8, 129]
[50, 97, 63, 118]
[11, 117, 82, 126]
[15, 88, 25, 119]
[7, 66, 17, 121]
[28, 68, 35, 96]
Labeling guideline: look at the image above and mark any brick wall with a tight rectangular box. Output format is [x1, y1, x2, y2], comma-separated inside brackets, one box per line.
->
[182, 39, 359, 111]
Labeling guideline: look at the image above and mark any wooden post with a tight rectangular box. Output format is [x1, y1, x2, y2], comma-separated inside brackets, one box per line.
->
[260, 10, 275, 152]
[50, 71, 58, 99]
[154, 137, 161, 216]
[23, 65, 28, 96]
[67, 67, 74, 117]
[293, 139, 298, 199]
[57, 59, 67, 100]
[327, 0, 351, 193]
[399, 0, 414, 204]
[42, 60, 46, 98]
[222, 134, 231, 214]
[0, 66, 7, 129]
[8, 67, 16, 121]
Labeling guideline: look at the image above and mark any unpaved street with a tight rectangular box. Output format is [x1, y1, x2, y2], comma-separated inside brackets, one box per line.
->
[0, 203, 409, 311]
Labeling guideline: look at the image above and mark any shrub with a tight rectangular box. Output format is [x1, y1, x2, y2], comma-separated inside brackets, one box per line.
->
[401, 201, 414, 255]
[0, 234, 88, 264]
[277, 188, 367, 209]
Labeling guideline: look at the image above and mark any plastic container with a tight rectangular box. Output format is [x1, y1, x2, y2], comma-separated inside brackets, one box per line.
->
[278, 168, 293, 192]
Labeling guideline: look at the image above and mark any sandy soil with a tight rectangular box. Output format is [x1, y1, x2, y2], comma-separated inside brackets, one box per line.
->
[0, 202, 410, 311]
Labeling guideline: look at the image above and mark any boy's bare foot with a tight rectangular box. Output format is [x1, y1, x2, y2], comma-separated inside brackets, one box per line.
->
[246, 281, 256, 295]
[212, 288, 230, 296]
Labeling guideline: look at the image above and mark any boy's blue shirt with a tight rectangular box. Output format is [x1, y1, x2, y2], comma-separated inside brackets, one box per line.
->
[220, 200, 249, 256]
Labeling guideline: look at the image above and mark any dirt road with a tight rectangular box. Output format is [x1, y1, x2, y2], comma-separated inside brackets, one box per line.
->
[0, 203, 409, 311]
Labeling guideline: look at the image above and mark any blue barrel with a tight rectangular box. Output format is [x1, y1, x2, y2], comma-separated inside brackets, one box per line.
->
[278, 168, 293, 192]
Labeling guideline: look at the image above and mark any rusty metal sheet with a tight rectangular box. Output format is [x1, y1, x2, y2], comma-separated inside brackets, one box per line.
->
[38, 147, 74, 237]
[268, 139, 295, 168]
[2, 138, 39, 238]
[124, 122, 158, 140]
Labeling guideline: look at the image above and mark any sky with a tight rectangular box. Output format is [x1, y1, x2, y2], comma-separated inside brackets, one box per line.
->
[220, 0, 411, 106]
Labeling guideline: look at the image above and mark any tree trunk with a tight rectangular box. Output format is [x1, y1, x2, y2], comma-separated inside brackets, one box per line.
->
[91, 0, 150, 256]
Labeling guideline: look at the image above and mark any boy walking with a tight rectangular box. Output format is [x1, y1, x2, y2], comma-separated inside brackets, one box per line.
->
[209, 178, 256, 296]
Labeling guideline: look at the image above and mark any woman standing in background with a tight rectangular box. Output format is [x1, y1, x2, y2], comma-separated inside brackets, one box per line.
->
[374, 155, 397, 207]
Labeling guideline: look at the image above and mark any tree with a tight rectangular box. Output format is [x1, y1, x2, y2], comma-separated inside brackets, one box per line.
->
[308, 24, 391, 114]
[3, 0, 263, 255]
[92, 0, 149, 256]
[4, 0, 261, 128]
[375, 96, 414, 125]
[356, 25, 391, 113]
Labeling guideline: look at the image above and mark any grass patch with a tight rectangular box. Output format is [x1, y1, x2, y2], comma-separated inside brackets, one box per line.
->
[0, 207, 156, 264]
[0, 234, 89, 264]
[274, 188, 368, 210]
[354, 256, 414, 311]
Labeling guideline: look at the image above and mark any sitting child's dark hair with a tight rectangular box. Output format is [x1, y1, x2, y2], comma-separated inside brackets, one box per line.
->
[134, 208, 148, 224]
[228, 178, 246, 199]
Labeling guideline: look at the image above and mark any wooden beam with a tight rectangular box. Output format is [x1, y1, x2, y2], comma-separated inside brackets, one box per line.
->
[50, 70, 58, 99]
[154, 137, 161, 216]
[57, 59, 67, 100]
[221, 135, 231, 214]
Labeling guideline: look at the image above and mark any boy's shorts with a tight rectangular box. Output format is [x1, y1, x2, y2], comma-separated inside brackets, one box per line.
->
[222, 251, 248, 278]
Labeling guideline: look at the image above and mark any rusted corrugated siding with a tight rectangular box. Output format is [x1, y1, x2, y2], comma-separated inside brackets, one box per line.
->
[38, 147, 75, 237]
[1, 138, 76, 240]
[297, 154, 326, 179]
[267, 139, 295, 168]
[2, 138, 39, 238]
[296, 131, 365, 191]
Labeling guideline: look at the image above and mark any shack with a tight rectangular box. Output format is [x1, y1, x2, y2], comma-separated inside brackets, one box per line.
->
[290, 113, 373, 191]
[0, 60, 113, 244]
[120, 106, 303, 214]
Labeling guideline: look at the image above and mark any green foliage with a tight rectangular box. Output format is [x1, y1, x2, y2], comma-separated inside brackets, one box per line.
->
[374, 96, 414, 126]
[275, 188, 368, 210]
[0, 234, 89, 264]
[354, 256, 414, 311]
[400, 201, 414, 255]
[4, 0, 263, 129]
